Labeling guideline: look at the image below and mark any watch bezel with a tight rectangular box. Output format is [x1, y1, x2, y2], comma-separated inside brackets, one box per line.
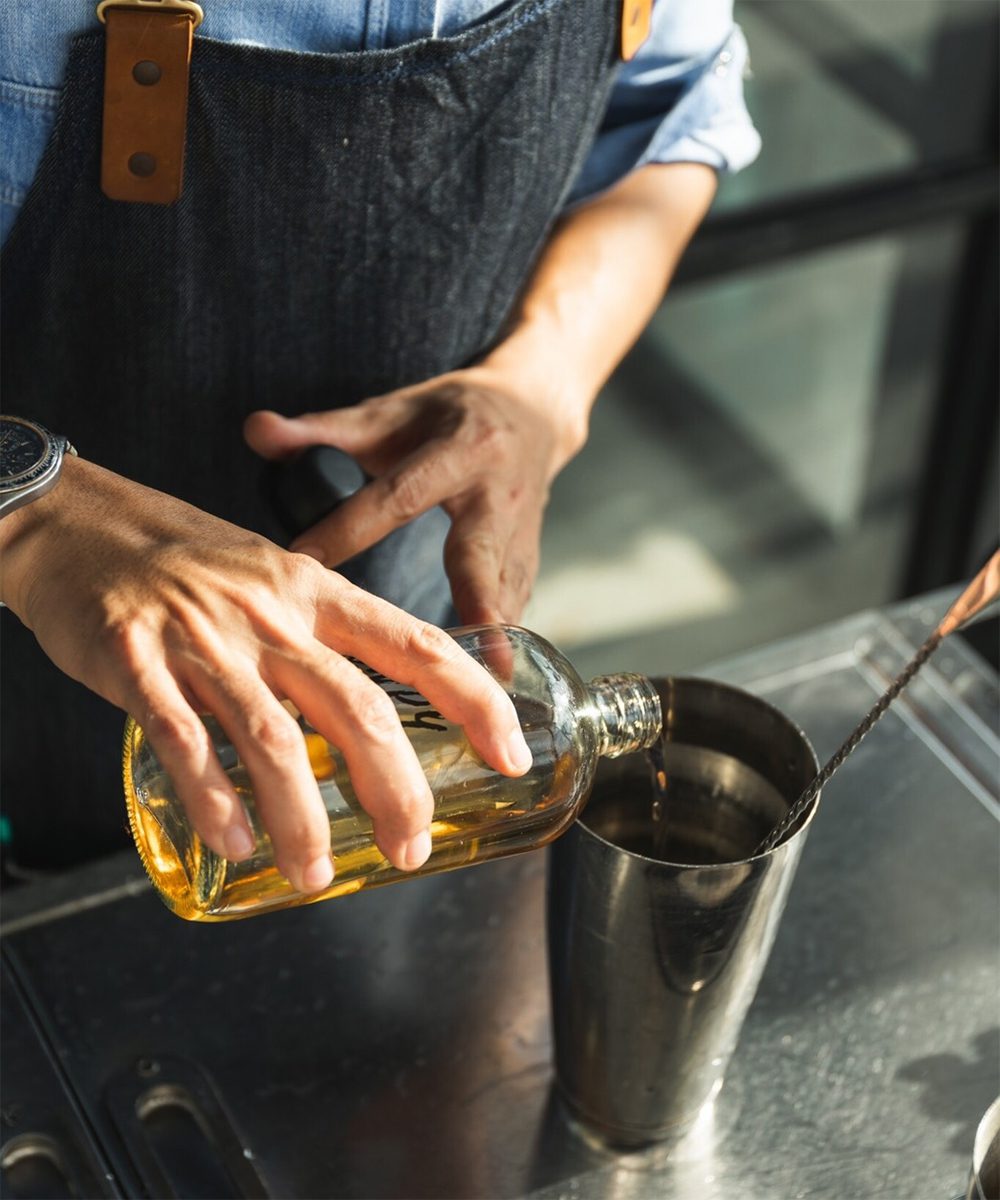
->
[0, 416, 58, 492]
[0, 417, 71, 519]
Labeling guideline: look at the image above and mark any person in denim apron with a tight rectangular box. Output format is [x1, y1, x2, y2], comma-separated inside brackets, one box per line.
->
[0, 0, 758, 888]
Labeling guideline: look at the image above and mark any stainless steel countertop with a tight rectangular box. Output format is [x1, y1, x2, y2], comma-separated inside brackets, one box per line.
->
[2, 592, 998, 1199]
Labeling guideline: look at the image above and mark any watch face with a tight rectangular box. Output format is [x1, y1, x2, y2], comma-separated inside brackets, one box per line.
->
[0, 418, 51, 486]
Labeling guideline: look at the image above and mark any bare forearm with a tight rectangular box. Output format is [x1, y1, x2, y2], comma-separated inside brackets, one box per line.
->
[484, 162, 717, 450]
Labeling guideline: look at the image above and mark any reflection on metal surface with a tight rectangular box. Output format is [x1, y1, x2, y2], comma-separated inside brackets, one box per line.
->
[854, 637, 1000, 817]
[548, 678, 819, 1146]
[1, 1133, 74, 1199]
[0, 877, 151, 938]
[105, 1056, 268, 1199]
[1, 949, 120, 1198]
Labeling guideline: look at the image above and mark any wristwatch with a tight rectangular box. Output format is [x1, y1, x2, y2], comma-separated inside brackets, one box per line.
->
[0, 415, 77, 519]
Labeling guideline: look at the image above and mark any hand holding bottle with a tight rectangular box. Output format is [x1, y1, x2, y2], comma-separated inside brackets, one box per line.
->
[0, 457, 532, 892]
[127, 625, 663, 921]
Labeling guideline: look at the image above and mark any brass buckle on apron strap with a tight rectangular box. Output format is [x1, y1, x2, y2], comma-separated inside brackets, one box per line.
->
[96, 0, 203, 204]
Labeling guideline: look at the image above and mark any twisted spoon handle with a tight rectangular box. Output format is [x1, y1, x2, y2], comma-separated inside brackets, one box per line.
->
[755, 550, 1000, 855]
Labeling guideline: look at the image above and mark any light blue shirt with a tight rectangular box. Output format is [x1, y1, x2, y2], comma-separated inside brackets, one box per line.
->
[0, 0, 760, 243]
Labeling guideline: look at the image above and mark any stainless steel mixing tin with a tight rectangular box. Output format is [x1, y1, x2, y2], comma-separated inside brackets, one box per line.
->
[547, 676, 820, 1146]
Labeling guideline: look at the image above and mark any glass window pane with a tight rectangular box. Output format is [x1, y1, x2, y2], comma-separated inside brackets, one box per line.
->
[717, 0, 997, 212]
[528, 222, 964, 673]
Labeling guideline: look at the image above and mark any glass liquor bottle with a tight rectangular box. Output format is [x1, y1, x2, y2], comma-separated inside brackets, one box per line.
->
[123, 625, 662, 921]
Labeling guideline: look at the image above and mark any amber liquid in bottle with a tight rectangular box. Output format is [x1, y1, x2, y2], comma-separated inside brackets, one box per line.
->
[124, 626, 661, 921]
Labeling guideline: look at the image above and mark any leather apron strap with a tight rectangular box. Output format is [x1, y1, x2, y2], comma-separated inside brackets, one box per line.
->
[99, 2, 200, 204]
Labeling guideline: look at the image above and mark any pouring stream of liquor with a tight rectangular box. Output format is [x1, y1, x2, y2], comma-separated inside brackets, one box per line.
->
[753, 550, 1000, 856]
[648, 740, 669, 856]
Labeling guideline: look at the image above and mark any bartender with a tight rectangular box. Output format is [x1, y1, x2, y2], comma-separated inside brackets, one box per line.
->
[0, 0, 758, 895]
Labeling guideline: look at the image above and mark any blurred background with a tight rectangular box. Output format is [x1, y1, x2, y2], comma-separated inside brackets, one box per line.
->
[525, 0, 999, 678]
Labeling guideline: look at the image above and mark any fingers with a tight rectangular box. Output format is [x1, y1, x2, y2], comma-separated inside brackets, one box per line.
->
[243, 410, 326, 460]
[245, 392, 548, 629]
[444, 502, 541, 626]
[127, 620, 444, 888]
[288, 439, 465, 566]
[313, 586, 532, 778]
[24, 454, 540, 901]
[127, 669, 257, 864]
[243, 408, 387, 462]
[117, 560, 529, 893]
[192, 662, 336, 894]
[269, 647, 436, 871]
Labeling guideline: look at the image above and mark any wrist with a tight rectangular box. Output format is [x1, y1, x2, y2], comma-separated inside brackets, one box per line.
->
[478, 322, 596, 465]
[0, 453, 84, 616]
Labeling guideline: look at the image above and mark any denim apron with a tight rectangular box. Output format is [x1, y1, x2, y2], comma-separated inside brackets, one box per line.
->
[0, 0, 619, 866]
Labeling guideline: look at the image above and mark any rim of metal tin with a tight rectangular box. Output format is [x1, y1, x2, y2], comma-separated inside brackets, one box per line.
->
[576, 675, 822, 868]
[970, 1096, 1000, 1200]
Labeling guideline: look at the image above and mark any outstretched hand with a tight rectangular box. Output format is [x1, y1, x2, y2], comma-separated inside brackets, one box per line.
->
[245, 363, 586, 626]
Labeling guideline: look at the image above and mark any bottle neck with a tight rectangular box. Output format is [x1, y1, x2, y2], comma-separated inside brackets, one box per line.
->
[587, 674, 662, 759]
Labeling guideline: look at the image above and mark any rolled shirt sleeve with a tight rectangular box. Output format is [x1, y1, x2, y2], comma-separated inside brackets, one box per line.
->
[566, 0, 761, 207]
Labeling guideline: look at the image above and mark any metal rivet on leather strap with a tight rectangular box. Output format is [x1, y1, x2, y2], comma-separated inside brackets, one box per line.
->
[128, 153, 158, 177]
[132, 60, 162, 85]
[101, 8, 194, 203]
